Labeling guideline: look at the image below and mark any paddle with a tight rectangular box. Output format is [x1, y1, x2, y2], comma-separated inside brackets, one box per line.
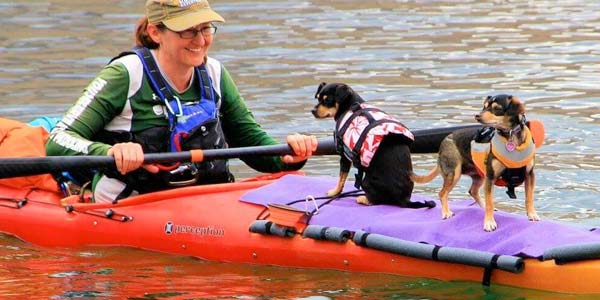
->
[0, 124, 481, 179]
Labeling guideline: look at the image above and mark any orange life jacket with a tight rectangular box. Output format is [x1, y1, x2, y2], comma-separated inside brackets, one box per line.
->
[470, 120, 544, 187]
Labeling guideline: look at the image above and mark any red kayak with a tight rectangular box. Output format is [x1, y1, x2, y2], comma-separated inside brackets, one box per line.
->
[1, 171, 599, 295]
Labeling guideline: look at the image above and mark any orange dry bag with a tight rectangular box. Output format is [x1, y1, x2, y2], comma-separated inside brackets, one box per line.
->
[0, 118, 59, 192]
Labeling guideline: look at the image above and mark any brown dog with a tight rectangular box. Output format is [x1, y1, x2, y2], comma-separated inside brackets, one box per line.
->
[312, 82, 435, 209]
[411, 95, 539, 231]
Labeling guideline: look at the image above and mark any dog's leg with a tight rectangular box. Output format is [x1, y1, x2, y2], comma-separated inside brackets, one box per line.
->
[328, 157, 351, 197]
[483, 177, 497, 232]
[483, 160, 504, 232]
[439, 165, 461, 219]
[469, 175, 485, 208]
[525, 168, 540, 221]
[328, 172, 348, 196]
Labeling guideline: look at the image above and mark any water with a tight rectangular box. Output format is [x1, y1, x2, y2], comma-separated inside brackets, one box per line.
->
[1, 0, 599, 298]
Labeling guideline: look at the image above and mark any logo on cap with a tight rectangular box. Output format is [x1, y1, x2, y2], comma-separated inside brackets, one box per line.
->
[178, 0, 205, 7]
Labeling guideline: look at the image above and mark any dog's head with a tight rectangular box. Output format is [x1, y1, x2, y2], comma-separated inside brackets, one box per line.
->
[475, 94, 526, 129]
[311, 82, 362, 120]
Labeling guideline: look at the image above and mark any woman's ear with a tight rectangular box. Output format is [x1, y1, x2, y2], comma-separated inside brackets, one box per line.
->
[146, 23, 162, 44]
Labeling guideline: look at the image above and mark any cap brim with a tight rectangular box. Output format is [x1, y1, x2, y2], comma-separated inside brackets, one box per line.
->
[163, 9, 225, 32]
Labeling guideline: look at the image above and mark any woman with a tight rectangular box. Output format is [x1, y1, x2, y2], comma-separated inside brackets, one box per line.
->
[46, 0, 318, 202]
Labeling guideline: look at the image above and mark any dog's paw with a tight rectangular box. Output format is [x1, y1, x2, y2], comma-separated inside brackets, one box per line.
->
[356, 196, 372, 206]
[441, 210, 454, 219]
[528, 211, 541, 221]
[326, 188, 341, 197]
[483, 219, 498, 232]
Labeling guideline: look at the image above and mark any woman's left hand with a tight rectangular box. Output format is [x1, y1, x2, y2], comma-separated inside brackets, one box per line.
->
[282, 133, 318, 164]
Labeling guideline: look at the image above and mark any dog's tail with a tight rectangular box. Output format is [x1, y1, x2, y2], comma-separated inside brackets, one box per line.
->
[410, 166, 440, 184]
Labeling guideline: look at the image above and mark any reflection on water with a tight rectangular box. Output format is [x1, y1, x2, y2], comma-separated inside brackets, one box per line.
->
[0, 235, 594, 300]
[1, 0, 599, 298]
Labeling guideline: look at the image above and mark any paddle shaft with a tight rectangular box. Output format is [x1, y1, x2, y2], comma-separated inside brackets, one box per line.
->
[0, 124, 481, 179]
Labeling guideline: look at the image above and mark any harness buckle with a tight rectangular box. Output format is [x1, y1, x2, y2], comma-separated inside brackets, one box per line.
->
[166, 163, 199, 187]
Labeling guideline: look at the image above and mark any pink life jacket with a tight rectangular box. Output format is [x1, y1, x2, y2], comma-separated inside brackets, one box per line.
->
[335, 103, 414, 168]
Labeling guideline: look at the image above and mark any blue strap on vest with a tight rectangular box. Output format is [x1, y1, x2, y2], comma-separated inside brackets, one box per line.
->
[132, 47, 217, 152]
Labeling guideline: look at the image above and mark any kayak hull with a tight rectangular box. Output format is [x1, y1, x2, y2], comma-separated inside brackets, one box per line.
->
[0, 175, 598, 294]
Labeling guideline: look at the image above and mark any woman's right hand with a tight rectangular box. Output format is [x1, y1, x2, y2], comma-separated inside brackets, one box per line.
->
[107, 142, 158, 175]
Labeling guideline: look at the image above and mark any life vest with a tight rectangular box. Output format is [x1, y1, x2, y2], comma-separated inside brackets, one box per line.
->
[97, 47, 232, 194]
[470, 125, 536, 191]
[335, 103, 414, 169]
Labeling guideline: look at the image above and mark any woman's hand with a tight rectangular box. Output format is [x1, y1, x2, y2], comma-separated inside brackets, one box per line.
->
[282, 133, 318, 164]
[107, 142, 159, 175]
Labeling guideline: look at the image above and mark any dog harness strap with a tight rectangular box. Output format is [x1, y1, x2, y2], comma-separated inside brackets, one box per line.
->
[335, 108, 377, 166]
[352, 118, 392, 158]
[354, 169, 364, 189]
[336, 107, 379, 137]
[340, 108, 379, 171]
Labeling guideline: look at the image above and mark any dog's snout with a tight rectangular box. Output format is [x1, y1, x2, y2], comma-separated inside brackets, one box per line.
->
[311, 108, 318, 117]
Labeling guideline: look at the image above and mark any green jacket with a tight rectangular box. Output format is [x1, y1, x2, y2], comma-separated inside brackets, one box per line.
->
[46, 52, 302, 174]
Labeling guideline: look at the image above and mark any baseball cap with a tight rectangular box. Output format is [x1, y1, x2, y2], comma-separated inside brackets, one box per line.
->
[146, 0, 225, 32]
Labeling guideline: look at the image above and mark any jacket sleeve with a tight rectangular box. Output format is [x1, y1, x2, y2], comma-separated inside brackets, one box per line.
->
[46, 63, 131, 157]
[217, 66, 306, 173]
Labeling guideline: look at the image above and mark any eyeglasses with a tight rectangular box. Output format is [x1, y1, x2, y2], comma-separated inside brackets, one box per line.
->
[159, 24, 218, 39]
[177, 25, 217, 39]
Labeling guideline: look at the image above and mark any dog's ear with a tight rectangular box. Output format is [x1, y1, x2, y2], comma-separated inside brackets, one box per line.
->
[315, 82, 327, 98]
[484, 95, 492, 108]
[506, 96, 526, 123]
[334, 84, 352, 103]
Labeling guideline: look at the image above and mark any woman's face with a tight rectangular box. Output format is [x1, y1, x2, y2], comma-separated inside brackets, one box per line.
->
[149, 22, 215, 68]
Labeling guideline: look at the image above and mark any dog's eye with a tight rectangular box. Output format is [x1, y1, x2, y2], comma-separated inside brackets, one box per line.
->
[492, 106, 504, 115]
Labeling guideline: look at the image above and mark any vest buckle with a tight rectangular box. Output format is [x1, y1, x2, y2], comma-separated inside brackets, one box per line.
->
[166, 163, 199, 187]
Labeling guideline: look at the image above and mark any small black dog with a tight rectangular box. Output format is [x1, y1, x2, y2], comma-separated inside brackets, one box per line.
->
[311, 82, 435, 209]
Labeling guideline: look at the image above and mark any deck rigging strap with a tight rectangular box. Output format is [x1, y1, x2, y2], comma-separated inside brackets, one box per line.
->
[0, 197, 27, 209]
[482, 254, 501, 286]
[255, 189, 365, 222]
